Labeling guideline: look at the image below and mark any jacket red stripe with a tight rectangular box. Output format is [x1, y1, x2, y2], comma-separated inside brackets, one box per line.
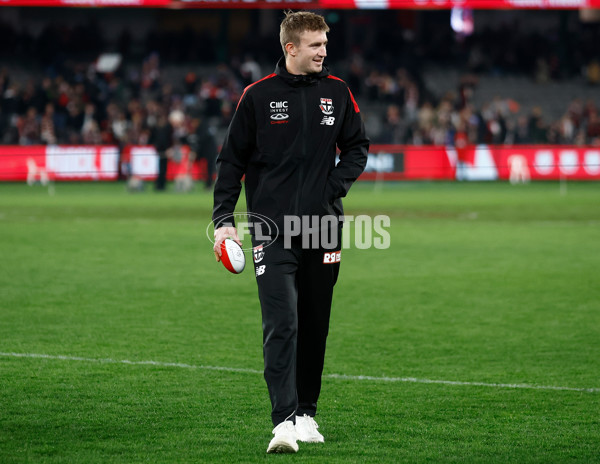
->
[237, 73, 277, 111]
[327, 75, 360, 113]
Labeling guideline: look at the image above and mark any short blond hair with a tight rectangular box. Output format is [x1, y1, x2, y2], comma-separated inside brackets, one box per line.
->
[280, 11, 330, 57]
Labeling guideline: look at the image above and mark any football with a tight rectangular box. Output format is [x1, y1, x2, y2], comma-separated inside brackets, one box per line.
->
[220, 238, 246, 274]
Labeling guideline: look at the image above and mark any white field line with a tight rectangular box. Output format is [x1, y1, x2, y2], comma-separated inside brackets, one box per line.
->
[1, 351, 598, 394]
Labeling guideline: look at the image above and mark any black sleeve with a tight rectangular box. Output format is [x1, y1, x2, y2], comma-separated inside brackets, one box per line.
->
[212, 92, 256, 228]
[325, 87, 370, 203]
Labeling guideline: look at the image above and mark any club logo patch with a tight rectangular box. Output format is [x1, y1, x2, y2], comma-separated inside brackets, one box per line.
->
[253, 245, 265, 263]
[319, 98, 334, 115]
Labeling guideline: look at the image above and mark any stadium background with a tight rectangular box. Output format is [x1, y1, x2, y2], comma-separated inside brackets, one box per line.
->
[1, 3, 600, 182]
[1, 2, 600, 463]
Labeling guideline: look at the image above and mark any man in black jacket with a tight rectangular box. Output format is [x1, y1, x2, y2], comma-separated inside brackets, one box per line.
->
[212, 11, 369, 454]
[150, 112, 173, 191]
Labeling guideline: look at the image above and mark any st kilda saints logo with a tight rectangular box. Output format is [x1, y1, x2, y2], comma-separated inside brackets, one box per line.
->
[253, 244, 265, 263]
[319, 98, 334, 115]
[319, 98, 335, 126]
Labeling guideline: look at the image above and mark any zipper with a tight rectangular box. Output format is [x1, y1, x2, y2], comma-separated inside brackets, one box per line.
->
[294, 87, 308, 217]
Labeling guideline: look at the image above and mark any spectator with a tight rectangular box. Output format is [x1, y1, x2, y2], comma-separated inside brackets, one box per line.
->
[18, 107, 40, 145]
[239, 54, 262, 87]
[528, 107, 548, 144]
[150, 111, 173, 192]
[111, 110, 130, 145]
[188, 115, 217, 189]
[40, 103, 57, 145]
[379, 104, 405, 144]
[512, 115, 532, 144]
[82, 119, 102, 145]
[585, 110, 600, 140]
[65, 102, 84, 143]
[81, 103, 99, 138]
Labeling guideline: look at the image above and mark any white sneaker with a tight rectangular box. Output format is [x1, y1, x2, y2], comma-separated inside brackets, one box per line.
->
[295, 414, 324, 443]
[266, 420, 299, 453]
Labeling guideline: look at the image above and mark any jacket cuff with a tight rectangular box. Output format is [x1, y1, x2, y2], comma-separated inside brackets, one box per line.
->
[325, 178, 343, 203]
[213, 214, 236, 229]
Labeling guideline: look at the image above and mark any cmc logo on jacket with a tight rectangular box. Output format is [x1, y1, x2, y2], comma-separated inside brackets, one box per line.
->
[270, 101, 289, 124]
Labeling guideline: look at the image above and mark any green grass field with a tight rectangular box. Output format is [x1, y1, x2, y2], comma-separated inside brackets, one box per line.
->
[1, 181, 599, 463]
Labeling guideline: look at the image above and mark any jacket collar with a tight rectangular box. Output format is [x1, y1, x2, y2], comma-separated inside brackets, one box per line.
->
[275, 56, 329, 86]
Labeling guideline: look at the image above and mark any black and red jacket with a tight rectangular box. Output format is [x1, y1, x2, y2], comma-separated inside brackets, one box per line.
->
[212, 58, 369, 232]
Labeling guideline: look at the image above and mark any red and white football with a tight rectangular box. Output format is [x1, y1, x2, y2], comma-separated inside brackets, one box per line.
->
[219, 238, 246, 274]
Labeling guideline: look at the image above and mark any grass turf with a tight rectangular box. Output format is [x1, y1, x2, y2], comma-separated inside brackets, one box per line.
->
[0, 181, 599, 463]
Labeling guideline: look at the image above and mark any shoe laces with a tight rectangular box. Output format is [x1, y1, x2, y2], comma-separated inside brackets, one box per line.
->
[301, 414, 319, 432]
[274, 420, 296, 435]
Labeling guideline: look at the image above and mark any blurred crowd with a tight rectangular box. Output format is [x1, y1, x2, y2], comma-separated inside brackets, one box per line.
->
[2, 8, 600, 149]
[2, 56, 600, 150]
[362, 71, 600, 146]
[0, 54, 245, 148]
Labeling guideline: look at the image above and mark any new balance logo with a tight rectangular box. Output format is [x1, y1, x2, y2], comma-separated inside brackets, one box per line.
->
[255, 265, 266, 276]
[323, 251, 341, 264]
[320, 116, 335, 126]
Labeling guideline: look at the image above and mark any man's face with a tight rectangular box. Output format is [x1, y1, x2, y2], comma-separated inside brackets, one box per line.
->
[288, 30, 328, 75]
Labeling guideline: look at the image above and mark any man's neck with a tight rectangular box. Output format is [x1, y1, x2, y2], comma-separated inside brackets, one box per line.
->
[285, 60, 305, 76]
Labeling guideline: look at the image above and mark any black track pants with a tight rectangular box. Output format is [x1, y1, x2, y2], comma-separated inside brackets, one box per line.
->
[253, 230, 341, 426]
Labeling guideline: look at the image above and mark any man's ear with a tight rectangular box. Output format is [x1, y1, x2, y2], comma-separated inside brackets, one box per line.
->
[285, 42, 296, 57]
